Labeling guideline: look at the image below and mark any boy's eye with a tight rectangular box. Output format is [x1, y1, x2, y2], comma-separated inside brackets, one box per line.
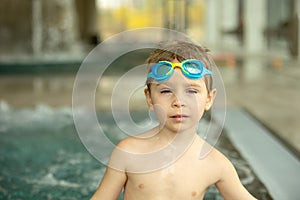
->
[160, 89, 172, 94]
[186, 88, 198, 94]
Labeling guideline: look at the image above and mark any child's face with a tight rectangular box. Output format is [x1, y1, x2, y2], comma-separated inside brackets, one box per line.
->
[145, 59, 216, 133]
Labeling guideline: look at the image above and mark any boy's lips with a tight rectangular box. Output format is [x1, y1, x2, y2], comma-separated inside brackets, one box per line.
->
[170, 114, 188, 118]
[170, 114, 188, 122]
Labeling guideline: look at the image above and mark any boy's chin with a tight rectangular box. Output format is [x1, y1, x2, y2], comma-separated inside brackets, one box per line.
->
[162, 124, 196, 134]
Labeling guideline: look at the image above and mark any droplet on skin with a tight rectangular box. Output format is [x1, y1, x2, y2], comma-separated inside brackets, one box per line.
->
[138, 183, 144, 189]
[192, 191, 197, 197]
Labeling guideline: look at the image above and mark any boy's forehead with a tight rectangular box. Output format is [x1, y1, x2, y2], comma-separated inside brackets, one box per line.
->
[152, 77, 205, 88]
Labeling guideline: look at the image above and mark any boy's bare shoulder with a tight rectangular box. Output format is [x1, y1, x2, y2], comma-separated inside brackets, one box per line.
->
[205, 144, 231, 166]
[116, 136, 140, 152]
[194, 137, 233, 177]
[204, 144, 236, 181]
[210, 146, 230, 163]
[116, 128, 158, 153]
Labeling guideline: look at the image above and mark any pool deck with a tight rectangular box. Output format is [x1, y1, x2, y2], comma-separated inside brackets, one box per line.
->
[222, 108, 300, 200]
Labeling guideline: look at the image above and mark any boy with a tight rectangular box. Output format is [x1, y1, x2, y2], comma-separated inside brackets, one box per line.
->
[91, 41, 257, 199]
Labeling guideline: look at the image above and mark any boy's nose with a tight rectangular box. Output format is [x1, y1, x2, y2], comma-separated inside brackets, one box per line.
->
[171, 94, 186, 108]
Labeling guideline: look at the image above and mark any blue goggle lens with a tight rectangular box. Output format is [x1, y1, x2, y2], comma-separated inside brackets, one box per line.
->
[156, 63, 172, 76]
[183, 61, 202, 74]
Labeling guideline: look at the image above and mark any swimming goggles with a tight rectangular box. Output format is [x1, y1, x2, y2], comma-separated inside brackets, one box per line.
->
[147, 59, 213, 82]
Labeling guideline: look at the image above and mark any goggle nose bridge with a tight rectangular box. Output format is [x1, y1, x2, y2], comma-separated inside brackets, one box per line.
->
[171, 63, 183, 69]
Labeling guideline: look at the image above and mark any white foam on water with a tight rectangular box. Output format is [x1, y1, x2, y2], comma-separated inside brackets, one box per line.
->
[0, 101, 74, 134]
[27, 173, 80, 188]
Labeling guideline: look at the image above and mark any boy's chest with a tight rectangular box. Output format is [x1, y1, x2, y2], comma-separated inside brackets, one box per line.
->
[126, 158, 217, 199]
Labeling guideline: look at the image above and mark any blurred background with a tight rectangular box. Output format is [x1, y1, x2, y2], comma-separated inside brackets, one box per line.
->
[0, 0, 299, 199]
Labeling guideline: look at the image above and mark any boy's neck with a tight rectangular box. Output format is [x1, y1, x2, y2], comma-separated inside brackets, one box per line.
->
[154, 126, 197, 148]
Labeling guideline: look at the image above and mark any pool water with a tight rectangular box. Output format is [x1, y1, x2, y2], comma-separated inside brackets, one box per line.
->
[0, 103, 271, 199]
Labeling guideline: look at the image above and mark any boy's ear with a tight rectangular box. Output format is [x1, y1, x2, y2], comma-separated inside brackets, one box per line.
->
[144, 88, 154, 110]
[205, 88, 217, 111]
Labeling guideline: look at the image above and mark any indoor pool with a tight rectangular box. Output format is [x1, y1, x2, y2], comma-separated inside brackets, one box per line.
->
[0, 102, 271, 199]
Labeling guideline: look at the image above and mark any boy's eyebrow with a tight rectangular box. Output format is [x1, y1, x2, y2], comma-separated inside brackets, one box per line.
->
[185, 83, 202, 88]
[152, 83, 169, 87]
[153, 82, 203, 88]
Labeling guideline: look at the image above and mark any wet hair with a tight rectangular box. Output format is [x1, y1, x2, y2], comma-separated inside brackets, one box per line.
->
[146, 40, 215, 92]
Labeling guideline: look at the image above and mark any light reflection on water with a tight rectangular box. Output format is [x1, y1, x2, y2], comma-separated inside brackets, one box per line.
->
[0, 102, 270, 199]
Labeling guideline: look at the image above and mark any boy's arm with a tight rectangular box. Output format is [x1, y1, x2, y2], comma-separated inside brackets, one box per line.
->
[215, 155, 257, 200]
[90, 166, 127, 200]
[90, 139, 131, 200]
